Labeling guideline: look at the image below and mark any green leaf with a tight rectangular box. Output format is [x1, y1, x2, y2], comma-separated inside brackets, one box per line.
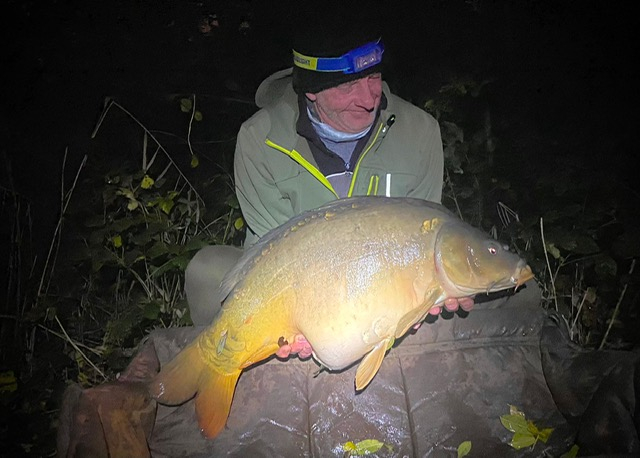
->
[342, 439, 389, 456]
[0, 371, 18, 393]
[560, 444, 579, 458]
[143, 301, 161, 320]
[140, 175, 155, 189]
[595, 255, 617, 277]
[571, 235, 600, 254]
[500, 414, 529, 434]
[160, 199, 175, 215]
[545, 242, 561, 260]
[509, 432, 536, 450]
[190, 155, 199, 168]
[111, 234, 122, 248]
[180, 98, 193, 112]
[457, 440, 472, 458]
[194, 110, 203, 121]
[537, 427, 553, 443]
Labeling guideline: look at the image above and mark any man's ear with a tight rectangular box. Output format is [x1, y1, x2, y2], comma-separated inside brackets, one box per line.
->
[305, 92, 317, 102]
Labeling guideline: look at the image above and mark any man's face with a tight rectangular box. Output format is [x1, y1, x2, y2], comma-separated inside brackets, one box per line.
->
[306, 73, 382, 134]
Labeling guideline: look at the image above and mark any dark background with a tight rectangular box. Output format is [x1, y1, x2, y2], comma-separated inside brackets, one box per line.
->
[4, 1, 637, 228]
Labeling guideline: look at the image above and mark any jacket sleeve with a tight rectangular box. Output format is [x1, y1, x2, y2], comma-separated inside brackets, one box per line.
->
[234, 120, 294, 246]
[408, 116, 444, 204]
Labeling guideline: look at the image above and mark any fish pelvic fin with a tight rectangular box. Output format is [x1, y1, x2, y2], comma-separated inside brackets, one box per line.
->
[355, 337, 393, 391]
[195, 368, 242, 438]
[149, 342, 202, 405]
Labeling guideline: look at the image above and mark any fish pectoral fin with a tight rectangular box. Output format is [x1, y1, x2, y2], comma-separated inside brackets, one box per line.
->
[354, 337, 393, 391]
[195, 368, 242, 439]
[395, 305, 431, 338]
[240, 343, 280, 369]
[394, 288, 443, 338]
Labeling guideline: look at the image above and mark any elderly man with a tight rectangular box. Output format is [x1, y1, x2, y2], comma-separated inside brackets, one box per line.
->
[186, 30, 473, 332]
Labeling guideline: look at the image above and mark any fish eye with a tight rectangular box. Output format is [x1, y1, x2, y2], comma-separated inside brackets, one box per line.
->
[488, 245, 498, 255]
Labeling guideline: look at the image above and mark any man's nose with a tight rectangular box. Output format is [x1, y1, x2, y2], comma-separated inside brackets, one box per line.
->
[352, 79, 377, 110]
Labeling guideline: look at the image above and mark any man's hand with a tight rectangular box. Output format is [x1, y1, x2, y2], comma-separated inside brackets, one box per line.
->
[428, 296, 474, 315]
[276, 334, 313, 359]
[412, 296, 475, 330]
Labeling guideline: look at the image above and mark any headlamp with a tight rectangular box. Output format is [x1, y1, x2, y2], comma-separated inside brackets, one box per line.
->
[293, 39, 384, 75]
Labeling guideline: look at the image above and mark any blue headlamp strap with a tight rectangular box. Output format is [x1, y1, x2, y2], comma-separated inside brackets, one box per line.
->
[293, 39, 384, 75]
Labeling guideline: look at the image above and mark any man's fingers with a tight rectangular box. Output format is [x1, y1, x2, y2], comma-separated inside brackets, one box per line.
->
[458, 297, 474, 311]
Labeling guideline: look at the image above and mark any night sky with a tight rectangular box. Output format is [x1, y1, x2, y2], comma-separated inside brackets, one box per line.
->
[3, 0, 638, 251]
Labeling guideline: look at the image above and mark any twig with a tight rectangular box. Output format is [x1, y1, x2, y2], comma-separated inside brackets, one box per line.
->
[540, 217, 559, 312]
[92, 98, 206, 207]
[37, 323, 103, 356]
[599, 259, 636, 350]
[54, 315, 107, 380]
[186, 94, 196, 158]
[444, 168, 464, 221]
[37, 151, 87, 299]
[570, 289, 588, 339]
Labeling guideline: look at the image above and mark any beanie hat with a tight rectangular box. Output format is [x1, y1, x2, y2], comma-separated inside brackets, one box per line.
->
[291, 7, 384, 94]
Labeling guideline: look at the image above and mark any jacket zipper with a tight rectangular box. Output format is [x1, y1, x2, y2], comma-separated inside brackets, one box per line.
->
[347, 114, 395, 197]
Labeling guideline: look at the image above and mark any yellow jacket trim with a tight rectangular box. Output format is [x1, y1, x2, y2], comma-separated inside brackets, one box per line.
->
[347, 122, 385, 197]
[265, 139, 339, 198]
[367, 175, 379, 195]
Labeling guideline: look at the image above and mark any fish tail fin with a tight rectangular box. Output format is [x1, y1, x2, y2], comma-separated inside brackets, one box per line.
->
[195, 368, 242, 438]
[149, 340, 242, 438]
[149, 342, 203, 404]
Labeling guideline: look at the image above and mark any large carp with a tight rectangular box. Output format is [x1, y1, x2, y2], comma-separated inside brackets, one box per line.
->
[149, 196, 534, 438]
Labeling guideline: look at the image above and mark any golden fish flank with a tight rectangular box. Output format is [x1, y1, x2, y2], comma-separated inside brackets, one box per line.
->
[149, 196, 534, 439]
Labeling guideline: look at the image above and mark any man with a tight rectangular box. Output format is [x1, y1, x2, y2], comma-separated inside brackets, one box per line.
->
[186, 30, 473, 333]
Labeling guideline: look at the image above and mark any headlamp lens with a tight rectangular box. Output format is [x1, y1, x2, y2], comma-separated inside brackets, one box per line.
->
[348, 42, 384, 73]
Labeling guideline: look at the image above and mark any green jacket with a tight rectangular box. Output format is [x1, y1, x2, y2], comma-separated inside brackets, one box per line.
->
[234, 68, 444, 246]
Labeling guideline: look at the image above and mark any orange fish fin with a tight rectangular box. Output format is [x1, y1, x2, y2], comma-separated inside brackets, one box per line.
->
[395, 305, 431, 338]
[195, 368, 242, 438]
[354, 337, 393, 391]
[149, 342, 202, 405]
[240, 343, 280, 369]
[395, 288, 444, 338]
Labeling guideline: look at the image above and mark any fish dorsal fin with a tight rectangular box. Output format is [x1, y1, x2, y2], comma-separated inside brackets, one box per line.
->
[354, 337, 394, 391]
[394, 288, 444, 338]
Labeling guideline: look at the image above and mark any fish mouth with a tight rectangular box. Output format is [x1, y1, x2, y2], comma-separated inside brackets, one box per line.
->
[514, 264, 535, 288]
[484, 262, 534, 294]
[465, 262, 534, 296]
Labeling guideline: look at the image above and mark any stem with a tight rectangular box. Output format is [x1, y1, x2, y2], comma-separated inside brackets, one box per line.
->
[570, 289, 588, 339]
[186, 94, 196, 158]
[54, 316, 107, 380]
[93, 99, 206, 207]
[599, 259, 636, 350]
[37, 151, 87, 299]
[540, 217, 559, 312]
